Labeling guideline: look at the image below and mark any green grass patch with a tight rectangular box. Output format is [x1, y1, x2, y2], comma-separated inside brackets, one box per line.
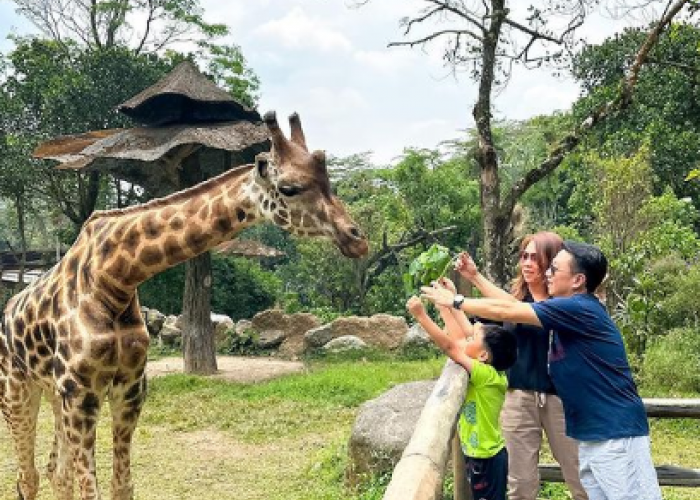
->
[1, 356, 698, 500]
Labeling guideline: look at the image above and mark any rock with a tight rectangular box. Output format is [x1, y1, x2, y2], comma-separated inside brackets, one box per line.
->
[212, 314, 234, 352]
[251, 309, 321, 358]
[347, 380, 435, 484]
[304, 324, 334, 350]
[235, 319, 254, 336]
[257, 329, 286, 349]
[402, 323, 433, 349]
[305, 314, 408, 352]
[323, 335, 367, 353]
[159, 321, 182, 348]
[143, 308, 166, 337]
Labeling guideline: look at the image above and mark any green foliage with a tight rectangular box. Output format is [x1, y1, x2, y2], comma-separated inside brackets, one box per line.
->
[640, 328, 700, 393]
[591, 144, 654, 255]
[610, 203, 700, 357]
[572, 22, 700, 205]
[222, 327, 263, 356]
[211, 256, 282, 321]
[138, 255, 281, 320]
[402, 243, 454, 296]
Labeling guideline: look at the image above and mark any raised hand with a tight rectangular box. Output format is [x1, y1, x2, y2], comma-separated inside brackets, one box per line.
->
[455, 252, 478, 281]
[420, 285, 455, 308]
[406, 295, 427, 317]
[437, 277, 456, 293]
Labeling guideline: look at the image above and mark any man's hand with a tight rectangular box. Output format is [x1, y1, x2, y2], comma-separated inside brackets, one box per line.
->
[406, 296, 427, 317]
[455, 252, 478, 281]
[420, 285, 455, 308]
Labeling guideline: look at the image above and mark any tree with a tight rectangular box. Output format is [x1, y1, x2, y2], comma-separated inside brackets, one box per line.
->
[10, 0, 260, 104]
[2, 40, 174, 232]
[372, 0, 695, 285]
[572, 21, 700, 205]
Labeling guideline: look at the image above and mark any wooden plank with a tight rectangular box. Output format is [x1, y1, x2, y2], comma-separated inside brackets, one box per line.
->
[382, 360, 470, 500]
[644, 398, 700, 418]
[539, 464, 700, 487]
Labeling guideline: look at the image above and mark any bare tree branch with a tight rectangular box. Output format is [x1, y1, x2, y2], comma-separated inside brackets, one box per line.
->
[388, 29, 484, 48]
[361, 225, 459, 293]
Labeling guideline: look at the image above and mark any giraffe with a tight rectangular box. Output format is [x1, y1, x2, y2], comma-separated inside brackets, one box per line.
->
[0, 111, 368, 500]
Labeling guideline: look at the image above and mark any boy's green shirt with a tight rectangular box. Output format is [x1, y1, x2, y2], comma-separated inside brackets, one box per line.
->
[458, 359, 507, 458]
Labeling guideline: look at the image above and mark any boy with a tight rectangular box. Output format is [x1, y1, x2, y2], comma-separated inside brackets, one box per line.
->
[406, 285, 517, 500]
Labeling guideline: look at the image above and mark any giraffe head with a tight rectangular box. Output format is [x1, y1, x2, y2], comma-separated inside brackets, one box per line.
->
[250, 111, 368, 258]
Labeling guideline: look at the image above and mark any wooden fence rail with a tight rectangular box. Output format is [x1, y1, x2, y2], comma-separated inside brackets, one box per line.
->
[382, 363, 700, 500]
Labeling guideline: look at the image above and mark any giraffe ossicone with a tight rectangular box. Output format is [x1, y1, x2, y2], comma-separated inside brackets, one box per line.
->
[0, 111, 368, 500]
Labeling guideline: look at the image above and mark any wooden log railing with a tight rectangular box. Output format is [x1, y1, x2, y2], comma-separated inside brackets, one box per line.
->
[382, 360, 470, 500]
[382, 363, 700, 500]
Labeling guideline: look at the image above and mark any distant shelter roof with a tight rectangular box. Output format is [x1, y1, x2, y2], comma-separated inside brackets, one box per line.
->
[33, 121, 269, 193]
[117, 61, 260, 126]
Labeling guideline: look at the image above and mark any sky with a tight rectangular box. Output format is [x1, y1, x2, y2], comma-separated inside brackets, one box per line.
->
[0, 0, 655, 164]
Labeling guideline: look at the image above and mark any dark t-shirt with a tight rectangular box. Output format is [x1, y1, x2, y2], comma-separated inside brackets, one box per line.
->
[532, 294, 649, 441]
[505, 295, 557, 394]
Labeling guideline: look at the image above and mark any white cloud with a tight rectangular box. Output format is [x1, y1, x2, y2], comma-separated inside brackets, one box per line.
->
[354, 49, 418, 74]
[254, 6, 353, 53]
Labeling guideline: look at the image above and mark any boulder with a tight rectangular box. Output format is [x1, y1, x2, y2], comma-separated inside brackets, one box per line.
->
[304, 324, 334, 349]
[143, 308, 166, 337]
[159, 315, 182, 348]
[251, 309, 321, 358]
[347, 380, 435, 484]
[305, 314, 408, 352]
[235, 319, 254, 336]
[323, 335, 367, 353]
[258, 329, 286, 349]
[402, 323, 433, 350]
[212, 314, 235, 352]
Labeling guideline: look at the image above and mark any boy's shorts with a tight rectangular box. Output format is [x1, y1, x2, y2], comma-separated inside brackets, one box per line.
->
[465, 446, 508, 500]
[578, 435, 662, 500]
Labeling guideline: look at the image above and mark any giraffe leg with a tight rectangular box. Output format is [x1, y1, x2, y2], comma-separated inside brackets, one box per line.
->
[60, 387, 104, 500]
[1, 376, 42, 500]
[109, 373, 147, 500]
[46, 393, 75, 500]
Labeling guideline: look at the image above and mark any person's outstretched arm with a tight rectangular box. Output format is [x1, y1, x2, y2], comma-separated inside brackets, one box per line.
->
[406, 296, 473, 372]
[455, 252, 517, 302]
[420, 287, 541, 327]
[436, 278, 473, 340]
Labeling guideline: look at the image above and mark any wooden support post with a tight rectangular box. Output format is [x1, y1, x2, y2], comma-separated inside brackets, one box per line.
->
[452, 431, 471, 500]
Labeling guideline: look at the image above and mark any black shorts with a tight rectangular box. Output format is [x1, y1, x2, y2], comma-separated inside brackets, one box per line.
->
[465, 447, 508, 500]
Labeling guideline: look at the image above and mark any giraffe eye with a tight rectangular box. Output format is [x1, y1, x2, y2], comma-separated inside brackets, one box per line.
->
[278, 185, 305, 197]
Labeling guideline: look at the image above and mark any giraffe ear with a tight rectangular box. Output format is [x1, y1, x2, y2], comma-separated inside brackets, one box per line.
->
[255, 154, 270, 180]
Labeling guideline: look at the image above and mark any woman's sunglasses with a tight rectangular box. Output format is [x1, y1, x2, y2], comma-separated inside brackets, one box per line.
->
[520, 251, 538, 262]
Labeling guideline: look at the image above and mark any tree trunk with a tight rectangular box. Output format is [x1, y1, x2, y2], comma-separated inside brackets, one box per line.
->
[14, 193, 27, 287]
[181, 251, 217, 374]
[473, 2, 511, 287]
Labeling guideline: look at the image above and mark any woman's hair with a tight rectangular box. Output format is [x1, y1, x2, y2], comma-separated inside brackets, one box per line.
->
[510, 231, 564, 300]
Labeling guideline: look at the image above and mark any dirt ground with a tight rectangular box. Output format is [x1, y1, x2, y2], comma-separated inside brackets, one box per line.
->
[146, 355, 307, 383]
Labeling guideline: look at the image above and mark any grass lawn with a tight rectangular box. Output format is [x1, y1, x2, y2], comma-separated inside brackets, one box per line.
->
[0, 356, 698, 499]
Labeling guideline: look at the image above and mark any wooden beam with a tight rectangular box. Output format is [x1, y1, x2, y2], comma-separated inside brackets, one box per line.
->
[382, 360, 470, 500]
[540, 464, 700, 487]
[644, 398, 700, 418]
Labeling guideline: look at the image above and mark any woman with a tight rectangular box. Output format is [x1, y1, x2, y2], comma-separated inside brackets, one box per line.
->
[455, 231, 587, 500]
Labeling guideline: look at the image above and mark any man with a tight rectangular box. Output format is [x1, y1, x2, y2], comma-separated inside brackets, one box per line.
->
[421, 241, 661, 500]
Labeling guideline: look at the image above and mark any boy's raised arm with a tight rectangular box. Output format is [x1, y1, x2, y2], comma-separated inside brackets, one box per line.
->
[406, 296, 474, 373]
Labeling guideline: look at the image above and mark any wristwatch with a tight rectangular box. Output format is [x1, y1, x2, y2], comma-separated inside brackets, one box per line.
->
[453, 294, 465, 310]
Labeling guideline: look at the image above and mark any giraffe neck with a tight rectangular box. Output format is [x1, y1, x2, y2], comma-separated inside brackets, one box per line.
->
[86, 165, 263, 300]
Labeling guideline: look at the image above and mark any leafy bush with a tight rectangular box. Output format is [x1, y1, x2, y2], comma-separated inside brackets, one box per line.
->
[138, 254, 281, 320]
[639, 327, 700, 393]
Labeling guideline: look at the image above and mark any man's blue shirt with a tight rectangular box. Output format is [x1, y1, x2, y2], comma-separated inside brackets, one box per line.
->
[532, 293, 648, 441]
